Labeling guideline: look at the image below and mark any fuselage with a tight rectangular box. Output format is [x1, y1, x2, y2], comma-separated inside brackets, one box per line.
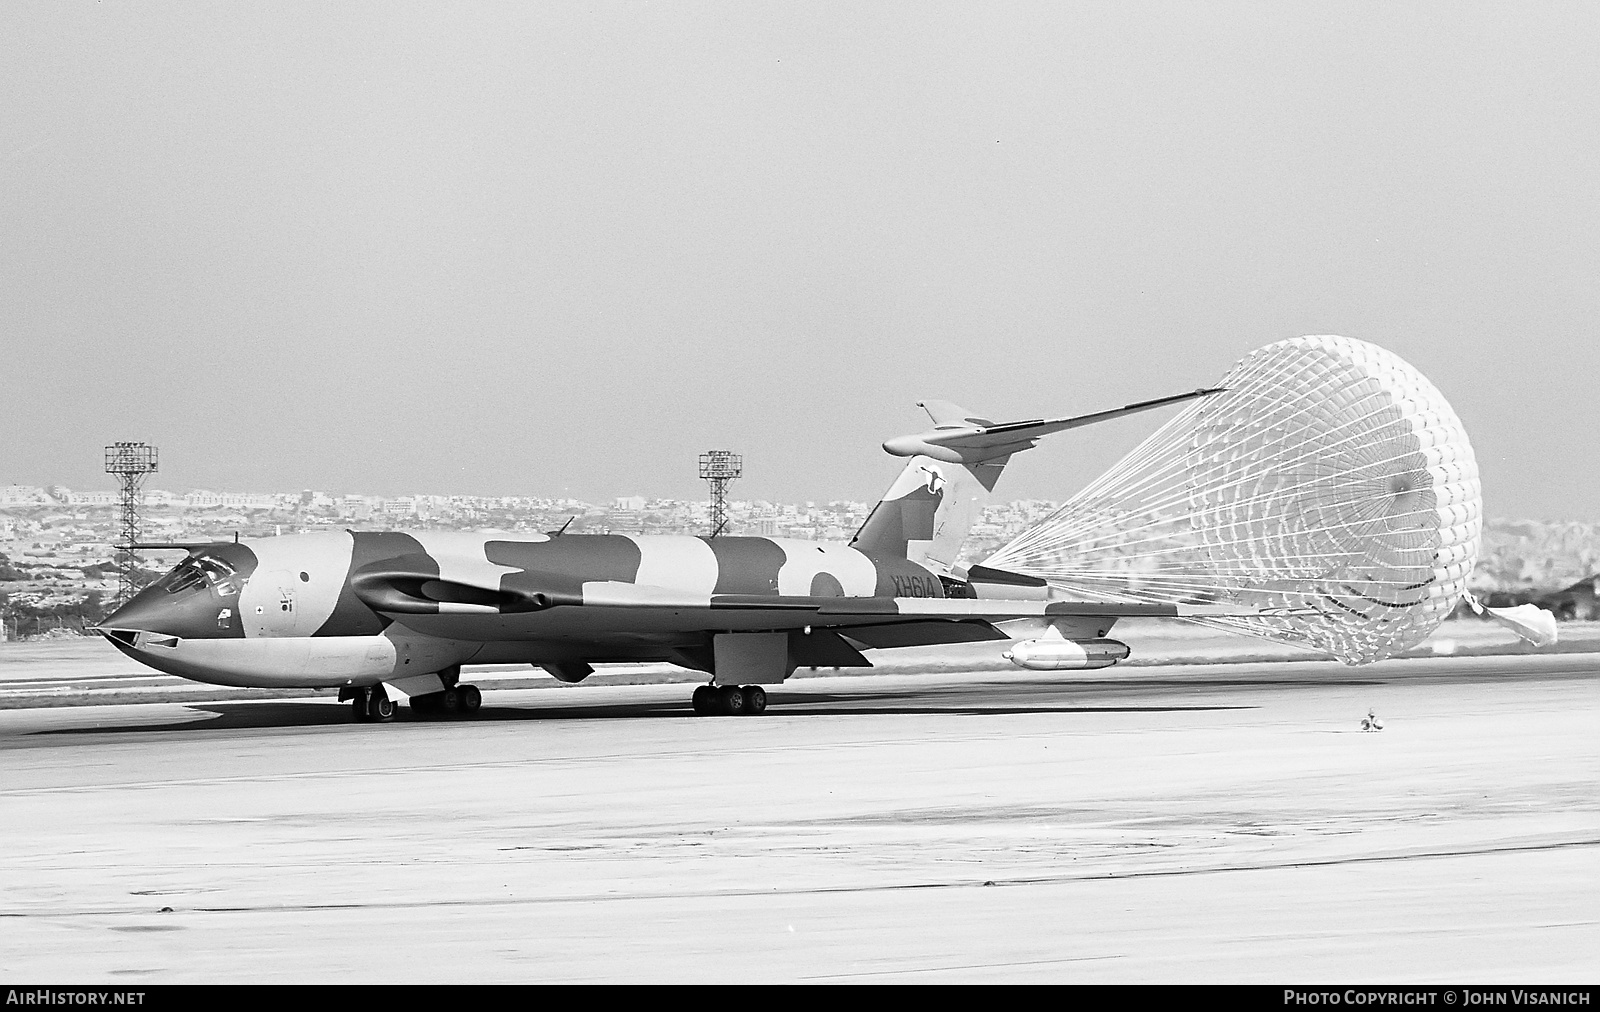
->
[100, 529, 950, 688]
[94, 390, 1207, 713]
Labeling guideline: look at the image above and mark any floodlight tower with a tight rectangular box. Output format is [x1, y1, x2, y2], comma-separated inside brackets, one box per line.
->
[105, 442, 158, 607]
[698, 450, 742, 537]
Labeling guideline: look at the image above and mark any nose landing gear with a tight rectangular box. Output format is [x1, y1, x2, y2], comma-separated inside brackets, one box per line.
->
[692, 683, 768, 716]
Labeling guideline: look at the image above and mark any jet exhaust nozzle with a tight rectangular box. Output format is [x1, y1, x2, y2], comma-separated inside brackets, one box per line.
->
[1002, 637, 1130, 671]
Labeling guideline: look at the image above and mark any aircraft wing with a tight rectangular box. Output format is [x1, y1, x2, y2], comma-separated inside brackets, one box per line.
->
[352, 567, 1243, 622]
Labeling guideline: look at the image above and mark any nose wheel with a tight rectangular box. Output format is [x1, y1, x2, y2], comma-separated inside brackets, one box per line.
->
[692, 684, 768, 716]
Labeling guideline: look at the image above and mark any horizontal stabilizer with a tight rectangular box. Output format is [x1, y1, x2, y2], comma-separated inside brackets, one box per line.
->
[882, 388, 1223, 464]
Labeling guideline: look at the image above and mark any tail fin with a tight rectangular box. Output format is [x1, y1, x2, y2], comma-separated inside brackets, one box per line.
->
[850, 461, 1003, 573]
[850, 401, 1008, 575]
[850, 390, 1222, 575]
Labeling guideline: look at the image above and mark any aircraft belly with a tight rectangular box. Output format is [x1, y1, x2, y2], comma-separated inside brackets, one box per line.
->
[107, 630, 493, 689]
[118, 635, 400, 688]
[109, 606, 1007, 689]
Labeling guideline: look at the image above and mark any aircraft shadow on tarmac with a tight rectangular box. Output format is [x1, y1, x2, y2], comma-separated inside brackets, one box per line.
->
[37, 684, 1258, 735]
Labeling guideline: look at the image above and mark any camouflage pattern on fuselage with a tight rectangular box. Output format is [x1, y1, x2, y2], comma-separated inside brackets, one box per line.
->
[100, 530, 968, 686]
[99, 390, 1222, 691]
[113, 530, 950, 637]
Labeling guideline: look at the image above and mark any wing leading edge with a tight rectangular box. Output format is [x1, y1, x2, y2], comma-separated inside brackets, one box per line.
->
[351, 567, 1245, 622]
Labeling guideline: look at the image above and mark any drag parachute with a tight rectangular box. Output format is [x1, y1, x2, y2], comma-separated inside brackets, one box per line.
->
[984, 335, 1483, 664]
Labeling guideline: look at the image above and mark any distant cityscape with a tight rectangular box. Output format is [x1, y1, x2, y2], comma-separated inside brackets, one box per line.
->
[0, 481, 1066, 637]
[0, 480, 1065, 553]
[1, 480, 1595, 638]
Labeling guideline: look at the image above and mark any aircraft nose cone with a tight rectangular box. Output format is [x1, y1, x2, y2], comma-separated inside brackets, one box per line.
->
[98, 590, 179, 640]
[98, 584, 222, 640]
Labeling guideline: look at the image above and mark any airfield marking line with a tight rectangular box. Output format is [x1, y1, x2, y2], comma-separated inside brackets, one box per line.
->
[797, 953, 1128, 978]
[4, 669, 1588, 789]
[5, 836, 1594, 921]
[0, 685, 190, 694]
[0, 676, 181, 684]
[0, 709, 1249, 790]
[4, 686, 187, 695]
[983, 835, 1600, 885]
[0, 728, 1040, 795]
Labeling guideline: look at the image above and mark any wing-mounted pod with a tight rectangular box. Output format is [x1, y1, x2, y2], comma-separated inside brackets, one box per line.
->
[1002, 629, 1131, 670]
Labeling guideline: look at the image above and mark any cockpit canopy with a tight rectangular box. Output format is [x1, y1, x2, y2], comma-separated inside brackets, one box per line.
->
[158, 554, 238, 594]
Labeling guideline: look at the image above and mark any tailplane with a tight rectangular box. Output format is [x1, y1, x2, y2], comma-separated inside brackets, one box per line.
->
[850, 390, 1221, 575]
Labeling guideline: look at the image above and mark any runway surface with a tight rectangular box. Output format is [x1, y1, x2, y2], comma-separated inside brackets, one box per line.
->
[1, 653, 1596, 983]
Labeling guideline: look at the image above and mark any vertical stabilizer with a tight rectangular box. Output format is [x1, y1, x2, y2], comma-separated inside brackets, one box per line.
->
[851, 402, 1009, 576]
[850, 454, 1006, 574]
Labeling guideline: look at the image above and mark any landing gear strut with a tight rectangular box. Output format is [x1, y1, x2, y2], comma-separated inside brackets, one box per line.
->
[692, 683, 768, 716]
[349, 687, 397, 723]
[343, 678, 482, 723]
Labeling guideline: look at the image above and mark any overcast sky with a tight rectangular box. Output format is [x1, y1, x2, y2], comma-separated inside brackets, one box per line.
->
[3, 3, 1596, 519]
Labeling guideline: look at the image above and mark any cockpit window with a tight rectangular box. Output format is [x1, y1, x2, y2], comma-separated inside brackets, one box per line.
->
[198, 557, 235, 582]
[163, 555, 237, 594]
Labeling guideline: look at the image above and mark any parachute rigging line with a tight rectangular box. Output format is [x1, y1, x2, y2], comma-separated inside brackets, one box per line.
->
[983, 336, 1481, 664]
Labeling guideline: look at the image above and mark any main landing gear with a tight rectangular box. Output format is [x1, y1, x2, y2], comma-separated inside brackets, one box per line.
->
[692, 683, 768, 716]
[345, 683, 483, 723]
[348, 686, 396, 724]
[411, 684, 482, 719]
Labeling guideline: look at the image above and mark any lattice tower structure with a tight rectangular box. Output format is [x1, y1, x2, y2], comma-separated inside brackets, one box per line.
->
[105, 442, 159, 607]
[698, 450, 742, 537]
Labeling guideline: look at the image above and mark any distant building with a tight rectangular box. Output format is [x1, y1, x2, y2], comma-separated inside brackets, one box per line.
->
[184, 490, 277, 510]
[0, 485, 47, 506]
[614, 495, 646, 512]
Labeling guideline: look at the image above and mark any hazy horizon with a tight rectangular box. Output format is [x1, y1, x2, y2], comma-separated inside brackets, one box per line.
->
[4, 4, 1597, 520]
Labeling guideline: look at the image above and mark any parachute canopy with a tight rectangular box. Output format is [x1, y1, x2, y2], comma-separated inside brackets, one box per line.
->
[984, 335, 1482, 664]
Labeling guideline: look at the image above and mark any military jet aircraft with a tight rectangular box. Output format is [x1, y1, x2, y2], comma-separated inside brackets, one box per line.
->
[99, 389, 1227, 722]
